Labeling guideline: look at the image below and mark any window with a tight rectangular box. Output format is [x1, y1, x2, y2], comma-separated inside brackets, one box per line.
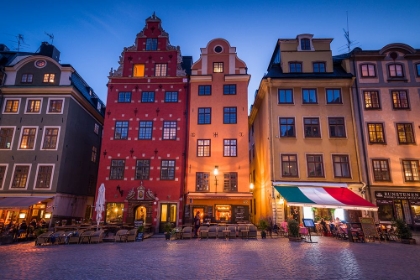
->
[139, 121, 153, 140]
[402, 160, 420, 181]
[133, 64, 145, 77]
[114, 121, 129, 140]
[278, 89, 293, 104]
[289, 62, 302, 73]
[313, 62, 326, 73]
[196, 172, 210, 191]
[21, 74, 33, 83]
[223, 172, 238, 192]
[160, 160, 175, 180]
[198, 85, 211, 96]
[11, 165, 30, 188]
[301, 38, 311, 50]
[397, 123, 415, 144]
[0, 165, 6, 188]
[223, 85, 236, 95]
[361, 64, 376, 77]
[4, 99, 19, 113]
[198, 108, 211, 124]
[329, 118, 346, 138]
[26, 99, 41, 113]
[94, 124, 100, 134]
[197, 139, 211, 157]
[135, 160, 150, 180]
[416, 63, 420, 76]
[392, 90, 409, 109]
[326, 89, 342, 104]
[163, 121, 177, 140]
[155, 64, 167, 76]
[91, 146, 97, 162]
[110, 160, 125, 180]
[165, 91, 178, 103]
[367, 123, 385, 144]
[364, 91, 380, 109]
[0, 128, 14, 149]
[388, 64, 404, 77]
[48, 99, 63, 113]
[223, 107, 237, 124]
[43, 74, 55, 83]
[19, 128, 36, 149]
[279, 118, 295, 137]
[282, 154, 298, 177]
[141, 92, 155, 103]
[42, 128, 59, 149]
[333, 155, 351, 178]
[372, 159, 390, 181]
[146, 38, 158, 50]
[223, 139, 237, 157]
[118, 92, 131, 103]
[35, 165, 53, 189]
[304, 118, 320, 138]
[302, 89, 317, 104]
[307, 155, 324, 177]
[213, 62, 223, 73]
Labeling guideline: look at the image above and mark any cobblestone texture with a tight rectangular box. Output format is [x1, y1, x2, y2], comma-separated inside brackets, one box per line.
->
[0, 235, 419, 280]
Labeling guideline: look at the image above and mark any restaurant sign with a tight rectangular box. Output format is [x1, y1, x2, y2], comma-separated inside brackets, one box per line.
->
[375, 191, 420, 200]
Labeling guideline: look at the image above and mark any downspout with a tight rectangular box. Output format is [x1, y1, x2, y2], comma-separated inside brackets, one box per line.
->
[182, 75, 190, 226]
[267, 78, 276, 215]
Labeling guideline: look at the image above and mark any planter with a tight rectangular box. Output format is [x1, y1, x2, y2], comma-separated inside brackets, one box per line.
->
[165, 233, 171, 240]
[401, 238, 416, 245]
[261, 231, 267, 239]
[288, 236, 302, 242]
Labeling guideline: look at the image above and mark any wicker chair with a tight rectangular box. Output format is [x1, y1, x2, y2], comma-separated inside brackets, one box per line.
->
[208, 225, 217, 238]
[79, 230, 94, 244]
[216, 226, 226, 239]
[126, 229, 137, 242]
[114, 229, 128, 242]
[68, 230, 86, 244]
[248, 225, 258, 239]
[181, 226, 192, 239]
[90, 230, 104, 244]
[227, 225, 237, 239]
[35, 231, 53, 246]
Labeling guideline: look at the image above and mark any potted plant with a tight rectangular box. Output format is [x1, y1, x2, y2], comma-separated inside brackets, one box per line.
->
[136, 225, 144, 241]
[393, 219, 415, 244]
[258, 218, 269, 239]
[163, 222, 173, 240]
[287, 219, 301, 241]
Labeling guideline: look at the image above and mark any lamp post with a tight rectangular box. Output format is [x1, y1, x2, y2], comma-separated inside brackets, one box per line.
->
[213, 166, 219, 193]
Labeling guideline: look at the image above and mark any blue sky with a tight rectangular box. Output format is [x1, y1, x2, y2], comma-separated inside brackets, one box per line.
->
[2, 0, 419, 109]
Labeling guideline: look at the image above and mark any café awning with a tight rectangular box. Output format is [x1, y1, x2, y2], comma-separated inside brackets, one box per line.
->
[274, 186, 378, 211]
[0, 196, 51, 208]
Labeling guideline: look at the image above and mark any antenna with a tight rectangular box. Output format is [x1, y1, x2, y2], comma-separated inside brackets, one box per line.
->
[17, 34, 25, 51]
[342, 11, 358, 53]
[45, 32, 54, 45]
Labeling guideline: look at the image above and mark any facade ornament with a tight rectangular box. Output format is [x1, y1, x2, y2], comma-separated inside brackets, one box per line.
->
[126, 188, 135, 200]
[137, 182, 145, 200]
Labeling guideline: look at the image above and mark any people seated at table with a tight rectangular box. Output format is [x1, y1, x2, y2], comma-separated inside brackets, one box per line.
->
[320, 219, 328, 235]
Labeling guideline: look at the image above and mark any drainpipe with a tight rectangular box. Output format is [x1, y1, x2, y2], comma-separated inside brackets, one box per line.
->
[182, 75, 190, 226]
[267, 78, 276, 219]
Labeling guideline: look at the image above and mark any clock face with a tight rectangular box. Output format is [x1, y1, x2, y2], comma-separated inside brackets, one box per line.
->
[35, 60, 46, 68]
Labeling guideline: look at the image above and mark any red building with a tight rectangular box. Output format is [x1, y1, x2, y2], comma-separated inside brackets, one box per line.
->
[96, 14, 190, 232]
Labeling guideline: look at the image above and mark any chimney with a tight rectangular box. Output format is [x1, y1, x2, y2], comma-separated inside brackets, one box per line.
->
[39, 42, 60, 62]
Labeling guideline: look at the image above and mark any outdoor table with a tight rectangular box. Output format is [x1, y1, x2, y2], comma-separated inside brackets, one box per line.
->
[240, 230, 249, 239]
[222, 230, 230, 240]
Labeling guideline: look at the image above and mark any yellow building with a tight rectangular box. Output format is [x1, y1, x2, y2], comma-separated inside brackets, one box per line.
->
[185, 38, 252, 224]
[249, 34, 375, 226]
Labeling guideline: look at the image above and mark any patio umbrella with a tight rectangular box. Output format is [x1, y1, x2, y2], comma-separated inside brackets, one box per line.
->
[95, 183, 106, 229]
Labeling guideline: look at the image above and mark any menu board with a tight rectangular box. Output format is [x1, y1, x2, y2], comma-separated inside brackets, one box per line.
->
[233, 206, 249, 223]
[184, 205, 190, 220]
[206, 206, 213, 219]
[359, 217, 379, 239]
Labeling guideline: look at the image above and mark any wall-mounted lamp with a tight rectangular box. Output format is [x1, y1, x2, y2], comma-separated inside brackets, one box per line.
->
[116, 185, 124, 197]
[103, 150, 107, 158]
[214, 166, 219, 193]
[249, 183, 254, 193]
[130, 148, 134, 157]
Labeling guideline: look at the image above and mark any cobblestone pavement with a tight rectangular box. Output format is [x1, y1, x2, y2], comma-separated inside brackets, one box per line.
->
[0, 235, 419, 280]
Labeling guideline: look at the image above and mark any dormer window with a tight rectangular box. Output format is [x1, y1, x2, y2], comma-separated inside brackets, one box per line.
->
[301, 38, 311, 50]
[289, 62, 302, 73]
[146, 38, 157, 50]
[297, 34, 314, 51]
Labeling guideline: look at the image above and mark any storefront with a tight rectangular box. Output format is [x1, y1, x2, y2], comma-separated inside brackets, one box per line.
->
[374, 191, 420, 226]
[0, 196, 51, 226]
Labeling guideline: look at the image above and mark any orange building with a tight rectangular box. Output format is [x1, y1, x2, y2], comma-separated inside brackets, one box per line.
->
[185, 39, 252, 224]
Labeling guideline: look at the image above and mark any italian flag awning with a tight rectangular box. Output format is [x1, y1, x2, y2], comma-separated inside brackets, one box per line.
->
[274, 185, 378, 211]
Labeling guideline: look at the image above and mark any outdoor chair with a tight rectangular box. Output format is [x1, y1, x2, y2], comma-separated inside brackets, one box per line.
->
[181, 226, 192, 239]
[34, 231, 53, 246]
[115, 229, 128, 242]
[207, 225, 217, 238]
[50, 231, 66, 245]
[227, 225, 237, 239]
[238, 225, 248, 239]
[90, 230, 104, 243]
[79, 230, 94, 244]
[126, 229, 137, 242]
[199, 225, 209, 239]
[216, 226, 226, 238]
[68, 229, 85, 244]
[248, 225, 258, 239]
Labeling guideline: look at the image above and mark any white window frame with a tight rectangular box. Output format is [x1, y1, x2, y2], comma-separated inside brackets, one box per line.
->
[10, 164, 32, 190]
[18, 126, 38, 151]
[40, 126, 60, 150]
[0, 164, 9, 190]
[94, 123, 100, 134]
[33, 164, 55, 190]
[46, 98, 65, 114]
[0, 126, 16, 150]
[25, 98, 43, 114]
[3, 98, 21, 114]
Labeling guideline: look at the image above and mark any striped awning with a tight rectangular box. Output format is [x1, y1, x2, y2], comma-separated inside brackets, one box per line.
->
[274, 186, 377, 211]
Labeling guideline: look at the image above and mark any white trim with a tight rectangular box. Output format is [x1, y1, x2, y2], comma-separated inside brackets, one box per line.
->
[2, 98, 21, 114]
[0, 126, 16, 150]
[327, 116, 348, 139]
[33, 164, 55, 190]
[302, 116, 322, 139]
[46, 98, 65, 114]
[24, 98, 43, 114]
[40, 126, 61, 151]
[17, 126, 38, 151]
[0, 164, 9, 190]
[9, 164, 32, 190]
[331, 153, 353, 179]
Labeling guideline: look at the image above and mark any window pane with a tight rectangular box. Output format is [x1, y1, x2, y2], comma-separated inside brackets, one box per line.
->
[213, 62, 223, 73]
[0, 128, 14, 149]
[146, 38, 157, 50]
[278, 89, 293, 104]
[198, 85, 211, 95]
[326, 89, 342, 104]
[133, 64, 145, 77]
[141, 92, 155, 103]
[302, 89, 317, 103]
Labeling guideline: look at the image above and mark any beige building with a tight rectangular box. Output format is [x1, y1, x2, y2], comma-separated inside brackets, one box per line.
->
[249, 34, 374, 226]
[185, 38, 252, 224]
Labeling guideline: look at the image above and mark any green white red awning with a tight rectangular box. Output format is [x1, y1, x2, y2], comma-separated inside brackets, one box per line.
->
[274, 186, 377, 211]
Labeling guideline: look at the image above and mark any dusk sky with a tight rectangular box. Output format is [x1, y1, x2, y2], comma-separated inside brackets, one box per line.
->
[2, 0, 419, 109]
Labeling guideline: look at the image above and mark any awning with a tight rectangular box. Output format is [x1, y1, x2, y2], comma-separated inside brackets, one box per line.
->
[0, 197, 52, 208]
[274, 186, 377, 211]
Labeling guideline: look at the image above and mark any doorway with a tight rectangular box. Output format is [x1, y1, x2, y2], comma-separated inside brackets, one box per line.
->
[159, 203, 177, 233]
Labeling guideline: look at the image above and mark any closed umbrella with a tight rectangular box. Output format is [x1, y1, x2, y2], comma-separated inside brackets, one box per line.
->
[95, 183, 106, 229]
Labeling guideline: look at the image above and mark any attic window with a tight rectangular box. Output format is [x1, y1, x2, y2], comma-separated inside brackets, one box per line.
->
[146, 38, 157, 51]
[301, 39, 311, 50]
[214, 46, 223, 53]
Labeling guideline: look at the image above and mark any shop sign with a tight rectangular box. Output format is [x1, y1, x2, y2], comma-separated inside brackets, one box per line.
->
[375, 191, 420, 200]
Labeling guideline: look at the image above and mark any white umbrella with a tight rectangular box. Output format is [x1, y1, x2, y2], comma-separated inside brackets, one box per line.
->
[95, 183, 106, 229]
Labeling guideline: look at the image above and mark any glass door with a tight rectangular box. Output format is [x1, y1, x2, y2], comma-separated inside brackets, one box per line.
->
[159, 203, 177, 233]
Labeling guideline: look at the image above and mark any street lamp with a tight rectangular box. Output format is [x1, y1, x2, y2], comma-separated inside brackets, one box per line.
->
[214, 166, 219, 193]
[249, 183, 254, 193]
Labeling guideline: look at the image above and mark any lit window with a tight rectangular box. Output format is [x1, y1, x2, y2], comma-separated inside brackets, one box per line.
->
[364, 91, 380, 109]
[402, 160, 420, 181]
[197, 139, 210, 157]
[133, 64, 145, 77]
[289, 62, 302, 73]
[43, 74, 55, 83]
[307, 155, 324, 177]
[42, 128, 59, 149]
[141, 92, 155, 103]
[118, 92, 131, 103]
[333, 155, 351, 178]
[198, 85, 211, 96]
[367, 123, 385, 144]
[223, 139, 237, 157]
[4, 100, 19, 113]
[392, 90, 409, 109]
[91, 146, 97, 162]
[135, 160, 150, 180]
[155, 64, 167, 76]
[35, 165, 53, 189]
[196, 172, 210, 191]
[361, 64, 376, 77]
[0, 128, 14, 149]
[26, 100, 41, 113]
[278, 89, 293, 104]
[160, 160, 175, 180]
[164, 92, 178, 102]
[313, 62, 325, 73]
[282, 154, 298, 177]
[20, 128, 36, 149]
[110, 160, 125, 180]
[397, 123, 415, 144]
[11, 165, 30, 188]
[213, 62, 223, 73]
[114, 121, 129, 140]
[162, 121, 177, 140]
[372, 159, 390, 181]
[146, 38, 158, 50]
[328, 118, 346, 138]
[21, 74, 33, 83]
[326, 89, 342, 104]
[48, 99, 63, 113]
[302, 89, 317, 104]
[388, 64, 404, 77]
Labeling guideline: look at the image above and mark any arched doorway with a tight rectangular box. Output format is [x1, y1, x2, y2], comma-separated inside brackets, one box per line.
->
[135, 206, 147, 222]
